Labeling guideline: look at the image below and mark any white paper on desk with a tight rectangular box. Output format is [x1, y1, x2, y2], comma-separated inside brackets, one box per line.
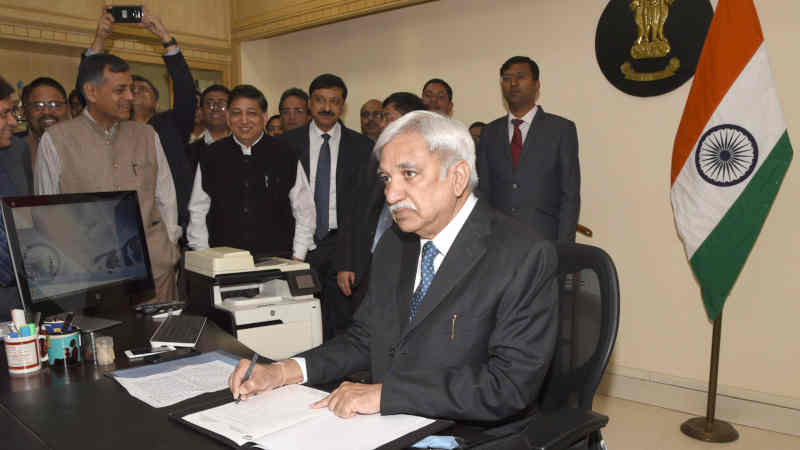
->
[182, 384, 435, 449]
[113, 360, 234, 408]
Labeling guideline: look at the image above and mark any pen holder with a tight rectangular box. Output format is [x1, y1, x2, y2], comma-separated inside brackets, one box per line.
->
[4, 333, 48, 375]
[46, 330, 82, 369]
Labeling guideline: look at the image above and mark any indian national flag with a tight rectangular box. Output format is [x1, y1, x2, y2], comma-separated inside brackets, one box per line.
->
[671, 0, 793, 321]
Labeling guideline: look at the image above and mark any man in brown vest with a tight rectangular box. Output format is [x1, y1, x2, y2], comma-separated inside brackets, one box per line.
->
[34, 53, 180, 303]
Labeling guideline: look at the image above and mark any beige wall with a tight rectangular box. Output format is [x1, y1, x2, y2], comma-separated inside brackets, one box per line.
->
[0, 0, 230, 46]
[0, 42, 83, 99]
[242, 0, 800, 402]
[0, 1, 231, 94]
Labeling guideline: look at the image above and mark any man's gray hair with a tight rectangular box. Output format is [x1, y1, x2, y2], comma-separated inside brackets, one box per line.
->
[374, 110, 478, 190]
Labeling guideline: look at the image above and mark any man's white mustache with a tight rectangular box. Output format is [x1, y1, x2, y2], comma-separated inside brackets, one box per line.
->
[389, 201, 417, 213]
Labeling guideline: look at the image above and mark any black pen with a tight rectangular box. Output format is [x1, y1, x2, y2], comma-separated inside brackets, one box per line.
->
[236, 353, 259, 404]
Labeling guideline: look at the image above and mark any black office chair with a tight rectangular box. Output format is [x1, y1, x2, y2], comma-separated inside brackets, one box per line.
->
[467, 243, 620, 450]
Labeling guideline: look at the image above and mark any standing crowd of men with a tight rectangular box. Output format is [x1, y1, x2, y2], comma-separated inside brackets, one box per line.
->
[0, 5, 582, 432]
[1, 5, 580, 331]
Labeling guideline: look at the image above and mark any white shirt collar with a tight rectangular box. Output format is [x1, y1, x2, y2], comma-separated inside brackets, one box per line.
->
[507, 104, 538, 125]
[310, 120, 341, 141]
[201, 129, 216, 145]
[420, 193, 478, 259]
[232, 132, 264, 156]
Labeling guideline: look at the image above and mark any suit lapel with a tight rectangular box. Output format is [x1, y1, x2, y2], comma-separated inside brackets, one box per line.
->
[395, 234, 420, 327]
[402, 200, 491, 337]
[336, 127, 349, 196]
[496, 118, 512, 167]
[298, 124, 311, 178]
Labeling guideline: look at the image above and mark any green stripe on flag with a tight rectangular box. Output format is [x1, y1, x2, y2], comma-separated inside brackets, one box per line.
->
[690, 131, 793, 320]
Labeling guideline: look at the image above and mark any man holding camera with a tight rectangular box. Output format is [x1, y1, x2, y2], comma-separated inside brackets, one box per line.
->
[34, 8, 181, 303]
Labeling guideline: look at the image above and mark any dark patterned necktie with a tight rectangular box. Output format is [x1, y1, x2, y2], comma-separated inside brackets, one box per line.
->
[409, 241, 438, 323]
[314, 133, 331, 242]
[511, 119, 523, 167]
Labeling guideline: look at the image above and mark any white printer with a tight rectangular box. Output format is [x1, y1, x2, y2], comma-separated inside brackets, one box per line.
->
[184, 247, 322, 360]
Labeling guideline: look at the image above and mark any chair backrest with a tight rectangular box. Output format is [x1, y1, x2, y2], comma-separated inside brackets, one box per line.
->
[537, 243, 620, 413]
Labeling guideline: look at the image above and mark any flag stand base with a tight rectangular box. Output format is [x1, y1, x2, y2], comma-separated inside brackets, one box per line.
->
[681, 417, 739, 442]
[680, 311, 739, 443]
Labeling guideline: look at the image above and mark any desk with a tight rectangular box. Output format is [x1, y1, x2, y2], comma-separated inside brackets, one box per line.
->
[0, 308, 253, 450]
[0, 310, 451, 450]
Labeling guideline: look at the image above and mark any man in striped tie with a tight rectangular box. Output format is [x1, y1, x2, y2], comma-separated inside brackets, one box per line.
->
[231, 111, 559, 426]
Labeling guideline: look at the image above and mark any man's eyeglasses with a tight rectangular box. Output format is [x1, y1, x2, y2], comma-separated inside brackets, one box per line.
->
[26, 101, 66, 112]
[280, 107, 307, 116]
[205, 100, 228, 112]
[132, 85, 153, 95]
[361, 111, 384, 121]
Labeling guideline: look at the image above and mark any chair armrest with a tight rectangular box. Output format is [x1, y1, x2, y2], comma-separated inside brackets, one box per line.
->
[519, 408, 607, 450]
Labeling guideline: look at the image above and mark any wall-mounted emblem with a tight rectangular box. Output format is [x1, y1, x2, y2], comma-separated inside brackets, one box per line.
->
[595, 0, 713, 97]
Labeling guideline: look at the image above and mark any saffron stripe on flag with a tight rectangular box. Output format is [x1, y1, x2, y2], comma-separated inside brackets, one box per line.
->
[671, 45, 785, 257]
[671, 0, 764, 184]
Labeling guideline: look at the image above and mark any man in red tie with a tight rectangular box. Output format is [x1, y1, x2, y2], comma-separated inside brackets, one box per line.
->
[476, 56, 580, 243]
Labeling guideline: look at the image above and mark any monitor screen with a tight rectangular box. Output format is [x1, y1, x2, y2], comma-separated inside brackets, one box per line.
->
[1, 191, 155, 315]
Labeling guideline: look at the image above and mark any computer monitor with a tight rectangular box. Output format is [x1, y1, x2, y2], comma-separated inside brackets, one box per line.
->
[1, 191, 155, 316]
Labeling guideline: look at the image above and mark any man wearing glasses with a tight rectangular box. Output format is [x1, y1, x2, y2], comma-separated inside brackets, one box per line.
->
[421, 78, 454, 117]
[359, 99, 383, 142]
[197, 85, 231, 145]
[185, 85, 231, 192]
[0, 75, 33, 319]
[21, 77, 70, 169]
[278, 88, 310, 133]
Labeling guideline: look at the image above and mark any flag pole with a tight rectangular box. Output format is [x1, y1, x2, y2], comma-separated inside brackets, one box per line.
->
[680, 310, 739, 442]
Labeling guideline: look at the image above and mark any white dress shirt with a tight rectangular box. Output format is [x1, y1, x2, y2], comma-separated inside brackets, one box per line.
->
[413, 193, 478, 290]
[186, 133, 315, 260]
[308, 120, 341, 230]
[200, 128, 224, 146]
[293, 192, 479, 383]
[34, 109, 181, 243]
[507, 105, 539, 145]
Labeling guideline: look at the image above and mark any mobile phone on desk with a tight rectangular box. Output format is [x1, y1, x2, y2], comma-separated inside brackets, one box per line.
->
[124, 345, 176, 360]
[109, 5, 143, 23]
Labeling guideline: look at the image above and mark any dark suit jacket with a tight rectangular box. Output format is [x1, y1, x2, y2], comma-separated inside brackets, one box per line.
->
[281, 122, 373, 264]
[335, 153, 385, 284]
[477, 107, 580, 243]
[148, 51, 197, 230]
[299, 197, 559, 422]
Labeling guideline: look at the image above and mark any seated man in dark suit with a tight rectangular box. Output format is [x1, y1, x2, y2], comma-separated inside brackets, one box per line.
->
[230, 111, 559, 424]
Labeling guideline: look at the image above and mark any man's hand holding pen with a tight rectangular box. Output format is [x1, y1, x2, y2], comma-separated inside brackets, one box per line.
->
[229, 359, 299, 402]
[228, 358, 383, 418]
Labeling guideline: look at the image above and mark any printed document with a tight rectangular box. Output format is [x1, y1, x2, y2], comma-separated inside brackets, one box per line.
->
[182, 384, 435, 449]
[113, 359, 235, 408]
